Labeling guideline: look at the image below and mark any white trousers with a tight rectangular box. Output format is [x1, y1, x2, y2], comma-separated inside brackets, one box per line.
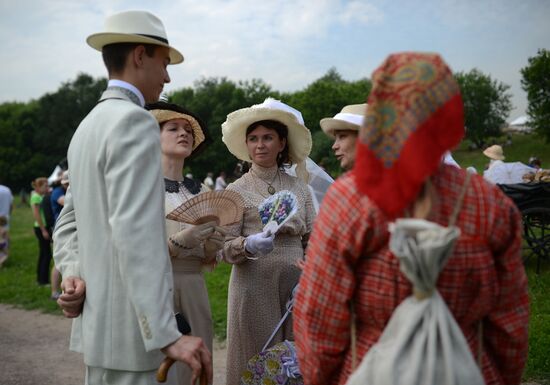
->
[85, 366, 157, 385]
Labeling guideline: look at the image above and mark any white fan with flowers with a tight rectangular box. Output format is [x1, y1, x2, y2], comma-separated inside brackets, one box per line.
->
[258, 190, 298, 234]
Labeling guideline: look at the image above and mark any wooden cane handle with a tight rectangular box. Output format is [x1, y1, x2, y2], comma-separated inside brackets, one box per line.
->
[156, 357, 208, 385]
[156, 357, 175, 383]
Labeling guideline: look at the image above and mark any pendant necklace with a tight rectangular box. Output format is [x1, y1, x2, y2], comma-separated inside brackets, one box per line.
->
[251, 168, 279, 196]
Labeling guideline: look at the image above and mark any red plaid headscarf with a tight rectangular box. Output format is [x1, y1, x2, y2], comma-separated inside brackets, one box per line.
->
[353, 52, 464, 215]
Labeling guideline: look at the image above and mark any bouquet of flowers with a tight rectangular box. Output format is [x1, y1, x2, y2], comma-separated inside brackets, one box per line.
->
[258, 190, 298, 234]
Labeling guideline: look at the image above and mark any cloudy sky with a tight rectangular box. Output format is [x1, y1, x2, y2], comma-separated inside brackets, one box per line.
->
[1, 0, 548, 120]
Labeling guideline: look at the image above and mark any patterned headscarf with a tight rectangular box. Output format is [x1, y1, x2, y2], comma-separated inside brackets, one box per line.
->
[353, 52, 464, 216]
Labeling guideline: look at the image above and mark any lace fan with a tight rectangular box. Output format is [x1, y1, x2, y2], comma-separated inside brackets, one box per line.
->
[258, 190, 298, 234]
[166, 190, 244, 226]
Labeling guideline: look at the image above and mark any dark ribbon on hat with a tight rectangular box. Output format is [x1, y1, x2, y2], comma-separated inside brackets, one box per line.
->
[138, 34, 168, 44]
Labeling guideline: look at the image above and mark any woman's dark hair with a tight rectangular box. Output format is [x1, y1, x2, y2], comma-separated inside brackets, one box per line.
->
[102, 43, 157, 74]
[246, 120, 291, 168]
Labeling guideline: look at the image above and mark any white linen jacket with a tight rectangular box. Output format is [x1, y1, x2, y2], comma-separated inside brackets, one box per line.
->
[53, 88, 181, 371]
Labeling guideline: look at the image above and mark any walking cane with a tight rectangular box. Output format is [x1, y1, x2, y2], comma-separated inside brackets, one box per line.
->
[156, 313, 208, 385]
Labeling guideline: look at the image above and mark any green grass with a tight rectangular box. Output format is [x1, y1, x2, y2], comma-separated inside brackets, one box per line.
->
[452, 133, 550, 174]
[525, 259, 550, 383]
[204, 263, 231, 339]
[0, 203, 61, 313]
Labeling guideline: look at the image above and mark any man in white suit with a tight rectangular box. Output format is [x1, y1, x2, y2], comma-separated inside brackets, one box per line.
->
[53, 10, 212, 385]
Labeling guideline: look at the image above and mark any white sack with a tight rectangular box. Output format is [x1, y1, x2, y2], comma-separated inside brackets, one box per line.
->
[345, 219, 484, 385]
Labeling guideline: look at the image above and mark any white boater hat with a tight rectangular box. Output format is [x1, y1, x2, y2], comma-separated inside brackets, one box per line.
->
[320, 103, 367, 138]
[87, 10, 184, 64]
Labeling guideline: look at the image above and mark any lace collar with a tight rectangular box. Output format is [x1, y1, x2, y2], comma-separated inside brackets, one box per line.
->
[164, 177, 201, 195]
[250, 164, 279, 181]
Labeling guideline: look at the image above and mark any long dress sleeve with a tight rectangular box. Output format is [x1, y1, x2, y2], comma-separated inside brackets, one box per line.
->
[294, 175, 379, 385]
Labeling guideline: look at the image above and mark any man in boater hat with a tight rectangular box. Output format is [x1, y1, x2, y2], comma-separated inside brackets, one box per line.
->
[53, 10, 212, 385]
[320, 104, 367, 171]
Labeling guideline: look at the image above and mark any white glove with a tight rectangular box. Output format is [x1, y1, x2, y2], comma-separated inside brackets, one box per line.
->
[245, 230, 275, 255]
[170, 221, 217, 249]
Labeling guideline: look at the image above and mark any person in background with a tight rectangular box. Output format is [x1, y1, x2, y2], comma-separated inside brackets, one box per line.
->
[0, 180, 13, 265]
[319, 103, 366, 171]
[30, 177, 52, 286]
[53, 10, 212, 385]
[528, 156, 542, 169]
[49, 170, 69, 300]
[220, 98, 315, 385]
[483, 144, 505, 169]
[147, 101, 224, 385]
[215, 171, 227, 190]
[203, 172, 215, 190]
[294, 52, 529, 385]
[0, 216, 8, 267]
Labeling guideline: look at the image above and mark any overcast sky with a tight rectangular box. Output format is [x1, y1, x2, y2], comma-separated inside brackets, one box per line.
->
[1, 0, 548, 120]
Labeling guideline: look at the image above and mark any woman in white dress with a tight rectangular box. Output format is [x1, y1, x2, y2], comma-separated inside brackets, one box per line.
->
[220, 98, 316, 385]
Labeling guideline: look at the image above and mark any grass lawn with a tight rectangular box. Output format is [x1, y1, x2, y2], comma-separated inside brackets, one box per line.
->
[1, 132, 549, 381]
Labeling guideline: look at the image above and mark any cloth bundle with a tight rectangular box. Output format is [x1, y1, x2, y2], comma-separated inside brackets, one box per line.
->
[345, 218, 484, 385]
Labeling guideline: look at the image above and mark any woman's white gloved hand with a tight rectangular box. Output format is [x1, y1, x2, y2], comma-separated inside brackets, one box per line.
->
[245, 230, 275, 255]
[170, 221, 217, 249]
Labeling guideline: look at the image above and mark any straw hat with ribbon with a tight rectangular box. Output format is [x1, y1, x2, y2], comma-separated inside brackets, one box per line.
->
[146, 101, 210, 157]
[87, 10, 184, 64]
[483, 144, 505, 161]
[222, 98, 312, 182]
[320, 103, 367, 138]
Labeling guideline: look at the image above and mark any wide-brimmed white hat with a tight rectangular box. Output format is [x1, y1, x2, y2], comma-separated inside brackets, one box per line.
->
[222, 98, 312, 167]
[483, 144, 505, 160]
[320, 103, 367, 138]
[87, 10, 184, 64]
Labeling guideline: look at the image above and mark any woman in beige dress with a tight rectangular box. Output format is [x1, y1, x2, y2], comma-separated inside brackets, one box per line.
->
[221, 98, 315, 385]
[147, 102, 224, 385]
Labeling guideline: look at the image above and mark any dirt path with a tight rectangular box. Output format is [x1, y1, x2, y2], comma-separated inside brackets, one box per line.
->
[0, 304, 227, 385]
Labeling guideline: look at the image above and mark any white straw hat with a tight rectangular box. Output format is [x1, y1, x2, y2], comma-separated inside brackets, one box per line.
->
[483, 144, 505, 160]
[87, 10, 184, 64]
[222, 98, 312, 167]
[320, 103, 367, 138]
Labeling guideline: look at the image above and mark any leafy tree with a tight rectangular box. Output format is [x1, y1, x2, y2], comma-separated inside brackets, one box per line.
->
[0, 74, 106, 191]
[521, 49, 550, 142]
[0, 102, 36, 191]
[455, 69, 512, 149]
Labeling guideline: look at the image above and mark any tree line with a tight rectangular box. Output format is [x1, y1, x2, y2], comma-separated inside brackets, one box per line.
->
[1, 50, 548, 192]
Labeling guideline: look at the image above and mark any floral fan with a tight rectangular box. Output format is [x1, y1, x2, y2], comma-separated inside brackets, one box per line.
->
[258, 190, 298, 234]
[166, 190, 244, 226]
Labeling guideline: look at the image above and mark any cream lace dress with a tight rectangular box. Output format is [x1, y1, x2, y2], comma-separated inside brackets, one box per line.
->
[162, 179, 214, 385]
[222, 164, 315, 385]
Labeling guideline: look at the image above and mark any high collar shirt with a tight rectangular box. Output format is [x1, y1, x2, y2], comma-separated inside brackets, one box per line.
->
[107, 79, 145, 107]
